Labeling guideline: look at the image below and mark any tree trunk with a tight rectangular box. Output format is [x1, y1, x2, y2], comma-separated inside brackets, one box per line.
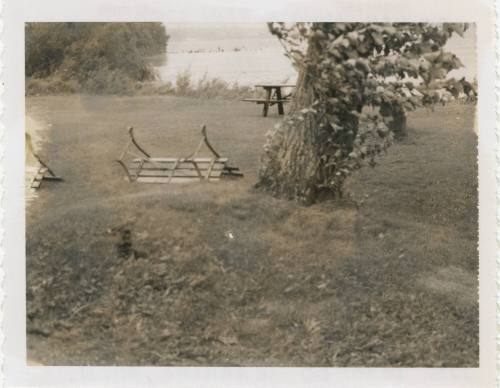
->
[256, 47, 358, 204]
[387, 103, 407, 139]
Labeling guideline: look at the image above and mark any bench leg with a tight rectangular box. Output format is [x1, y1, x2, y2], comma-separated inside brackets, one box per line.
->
[262, 102, 269, 117]
[262, 88, 272, 117]
[276, 88, 285, 115]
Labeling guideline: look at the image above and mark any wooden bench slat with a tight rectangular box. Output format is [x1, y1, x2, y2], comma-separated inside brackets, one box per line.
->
[136, 176, 221, 184]
[129, 162, 229, 170]
[42, 175, 63, 181]
[129, 169, 224, 178]
[132, 157, 229, 163]
[254, 84, 296, 88]
[129, 165, 225, 171]
[31, 180, 42, 189]
[242, 98, 291, 103]
[128, 162, 227, 171]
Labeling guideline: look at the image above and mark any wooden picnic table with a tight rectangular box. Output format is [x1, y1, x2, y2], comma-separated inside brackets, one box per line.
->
[243, 84, 296, 117]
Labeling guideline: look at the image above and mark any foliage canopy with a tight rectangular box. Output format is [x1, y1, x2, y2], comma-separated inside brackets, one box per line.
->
[258, 22, 474, 203]
[25, 22, 168, 94]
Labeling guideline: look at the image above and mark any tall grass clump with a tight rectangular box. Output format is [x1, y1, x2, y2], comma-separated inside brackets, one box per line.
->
[138, 71, 263, 100]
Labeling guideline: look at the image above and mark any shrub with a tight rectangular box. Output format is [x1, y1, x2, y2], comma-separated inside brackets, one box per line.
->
[25, 22, 169, 95]
[175, 70, 193, 96]
[26, 76, 80, 95]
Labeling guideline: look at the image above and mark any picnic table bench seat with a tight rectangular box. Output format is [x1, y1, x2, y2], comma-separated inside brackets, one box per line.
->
[242, 98, 291, 104]
[116, 125, 243, 184]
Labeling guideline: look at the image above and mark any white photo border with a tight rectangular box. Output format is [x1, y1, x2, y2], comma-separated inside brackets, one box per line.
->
[2, 0, 496, 387]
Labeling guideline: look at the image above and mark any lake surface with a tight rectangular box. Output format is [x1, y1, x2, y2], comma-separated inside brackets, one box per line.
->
[154, 37, 297, 86]
[155, 23, 477, 86]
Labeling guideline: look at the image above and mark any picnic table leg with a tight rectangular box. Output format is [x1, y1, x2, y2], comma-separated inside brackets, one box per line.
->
[262, 88, 272, 117]
[275, 88, 285, 115]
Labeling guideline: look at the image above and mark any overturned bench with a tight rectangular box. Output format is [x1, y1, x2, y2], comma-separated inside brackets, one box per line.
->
[116, 125, 243, 184]
[26, 132, 63, 189]
[30, 154, 63, 189]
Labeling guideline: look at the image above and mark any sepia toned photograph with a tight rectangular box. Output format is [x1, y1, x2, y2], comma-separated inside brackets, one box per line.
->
[24, 21, 479, 368]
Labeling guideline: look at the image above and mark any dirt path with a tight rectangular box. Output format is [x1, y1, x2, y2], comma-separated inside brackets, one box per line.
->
[26, 96, 478, 367]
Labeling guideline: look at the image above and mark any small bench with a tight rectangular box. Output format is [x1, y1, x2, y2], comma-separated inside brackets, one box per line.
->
[30, 155, 63, 189]
[116, 125, 243, 184]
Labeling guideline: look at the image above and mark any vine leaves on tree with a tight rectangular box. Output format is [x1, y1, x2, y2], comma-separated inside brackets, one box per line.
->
[257, 22, 472, 204]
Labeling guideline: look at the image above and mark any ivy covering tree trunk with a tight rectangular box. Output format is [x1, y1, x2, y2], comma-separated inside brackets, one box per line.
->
[256, 22, 472, 204]
[257, 46, 359, 203]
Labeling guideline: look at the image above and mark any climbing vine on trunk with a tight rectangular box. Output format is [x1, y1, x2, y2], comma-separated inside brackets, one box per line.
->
[257, 22, 472, 204]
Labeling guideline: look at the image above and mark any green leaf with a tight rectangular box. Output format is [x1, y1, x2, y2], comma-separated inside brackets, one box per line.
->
[371, 31, 384, 46]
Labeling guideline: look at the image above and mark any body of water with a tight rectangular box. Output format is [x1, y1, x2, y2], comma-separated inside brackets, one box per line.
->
[154, 36, 297, 86]
[155, 23, 476, 86]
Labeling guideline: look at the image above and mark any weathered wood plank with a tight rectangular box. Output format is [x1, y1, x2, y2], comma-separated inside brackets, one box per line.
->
[136, 176, 221, 184]
[31, 179, 42, 189]
[128, 169, 224, 178]
[128, 162, 226, 171]
[242, 98, 291, 103]
[42, 175, 64, 181]
[254, 84, 296, 88]
[132, 157, 228, 163]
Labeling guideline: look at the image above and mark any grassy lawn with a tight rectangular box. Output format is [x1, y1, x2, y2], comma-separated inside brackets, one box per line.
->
[26, 95, 478, 367]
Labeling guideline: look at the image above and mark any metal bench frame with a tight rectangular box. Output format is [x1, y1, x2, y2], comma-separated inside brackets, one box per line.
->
[116, 125, 243, 183]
